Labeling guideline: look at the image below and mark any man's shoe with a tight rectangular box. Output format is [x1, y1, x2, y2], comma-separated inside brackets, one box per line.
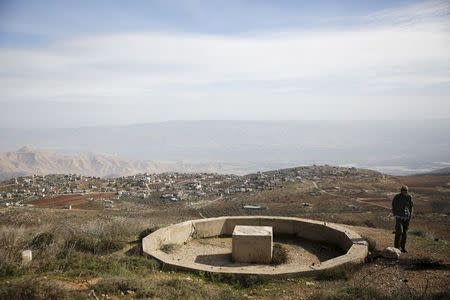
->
[401, 249, 407, 253]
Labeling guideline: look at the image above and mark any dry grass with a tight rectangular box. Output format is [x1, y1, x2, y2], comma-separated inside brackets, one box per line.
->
[272, 243, 288, 265]
[0, 216, 156, 278]
[91, 276, 154, 298]
[160, 243, 178, 254]
[0, 277, 81, 300]
[0, 226, 28, 277]
[316, 264, 361, 281]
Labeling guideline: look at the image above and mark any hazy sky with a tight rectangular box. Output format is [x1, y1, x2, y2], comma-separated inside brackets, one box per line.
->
[0, 0, 449, 128]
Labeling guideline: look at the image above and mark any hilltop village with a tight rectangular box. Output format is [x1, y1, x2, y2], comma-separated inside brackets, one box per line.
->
[0, 165, 381, 208]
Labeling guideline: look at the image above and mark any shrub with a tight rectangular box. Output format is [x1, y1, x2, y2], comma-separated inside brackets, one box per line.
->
[49, 252, 123, 277]
[157, 279, 208, 299]
[361, 235, 377, 251]
[131, 226, 161, 256]
[92, 276, 154, 298]
[410, 229, 435, 240]
[160, 243, 177, 254]
[399, 257, 444, 270]
[316, 264, 359, 281]
[0, 226, 26, 277]
[341, 220, 358, 226]
[125, 244, 142, 256]
[138, 226, 160, 242]
[46, 250, 159, 277]
[0, 260, 23, 277]
[117, 256, 160, 274]
[363, 220, 376, 228]
[59, 218, 141, 246]
[158, 278, 242, 299]
[202, 272, 265, 288]
[271, 243, 288, 265]
[0, 226, 26, 259]
[30, 232, 55, 250]
[0, 278, 71, 300]
[65, 235, 123, 255]
[431, 200, 450, 213]
[308, 286, 388, 300]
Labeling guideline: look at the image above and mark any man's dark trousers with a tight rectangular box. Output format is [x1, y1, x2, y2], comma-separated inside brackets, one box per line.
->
[395, 218, 410, 249]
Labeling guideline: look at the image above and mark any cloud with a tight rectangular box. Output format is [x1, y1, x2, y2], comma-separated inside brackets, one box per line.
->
[0, 0, 449, 124]
[366, 0, 450, 25]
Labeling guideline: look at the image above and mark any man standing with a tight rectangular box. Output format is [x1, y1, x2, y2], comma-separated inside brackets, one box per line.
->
[392, 186, 413, 252]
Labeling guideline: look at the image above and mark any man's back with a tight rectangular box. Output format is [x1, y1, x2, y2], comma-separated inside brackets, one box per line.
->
[392, 193, 413, 218]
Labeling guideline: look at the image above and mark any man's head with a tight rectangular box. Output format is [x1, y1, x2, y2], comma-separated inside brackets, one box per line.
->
[400, 185, 408, 195]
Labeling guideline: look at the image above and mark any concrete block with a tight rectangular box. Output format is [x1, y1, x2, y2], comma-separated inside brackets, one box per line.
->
[232, 225, 273, 264]
[21, 250, 32, 265]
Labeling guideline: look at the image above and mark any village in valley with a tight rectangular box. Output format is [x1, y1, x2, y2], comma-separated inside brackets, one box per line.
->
[0, 165, 380, 210]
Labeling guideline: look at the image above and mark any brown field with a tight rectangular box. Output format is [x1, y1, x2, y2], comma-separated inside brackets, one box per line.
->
[30, 192, 115, 209]
[400, 175, 450, 188]
[356, 197, 391, 209]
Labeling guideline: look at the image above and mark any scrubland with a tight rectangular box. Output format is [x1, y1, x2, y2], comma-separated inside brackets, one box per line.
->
[1, 172, 449, 299]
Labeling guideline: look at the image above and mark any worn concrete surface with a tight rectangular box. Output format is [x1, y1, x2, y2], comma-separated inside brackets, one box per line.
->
[232, 225, 273, 264]
[142, 216, 368, 276]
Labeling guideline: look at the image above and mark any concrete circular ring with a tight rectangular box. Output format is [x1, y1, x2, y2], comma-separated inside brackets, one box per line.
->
[142, 216, 368, 277]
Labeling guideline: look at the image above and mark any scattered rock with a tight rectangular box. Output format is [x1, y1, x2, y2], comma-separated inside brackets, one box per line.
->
[381, 247, 401, 259]
[21, 249, 32, 265]
[88, 290, 99, 300]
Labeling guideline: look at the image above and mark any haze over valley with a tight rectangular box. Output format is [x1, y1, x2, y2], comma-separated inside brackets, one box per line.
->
[1, 120, 449, 179]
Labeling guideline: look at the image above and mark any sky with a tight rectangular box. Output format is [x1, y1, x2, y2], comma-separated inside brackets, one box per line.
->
[0, 0, 449, 128]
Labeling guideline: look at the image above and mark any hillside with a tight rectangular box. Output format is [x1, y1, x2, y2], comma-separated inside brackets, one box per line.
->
[0, 166, 449, 299]
[421, 167, 450, 176]
[0, 146, 231, 180]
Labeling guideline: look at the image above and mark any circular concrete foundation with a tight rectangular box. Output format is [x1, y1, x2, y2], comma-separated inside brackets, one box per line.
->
[142, 216, 368, 276]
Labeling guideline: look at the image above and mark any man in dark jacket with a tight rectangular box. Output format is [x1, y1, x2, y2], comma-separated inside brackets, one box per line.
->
[392, 185, 413, 252]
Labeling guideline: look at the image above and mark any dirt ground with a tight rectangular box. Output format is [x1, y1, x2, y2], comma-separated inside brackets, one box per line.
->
[30, 192, 116, 209]
[168, 235, 343, 271]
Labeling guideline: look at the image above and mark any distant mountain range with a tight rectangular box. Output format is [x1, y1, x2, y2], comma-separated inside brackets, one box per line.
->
[420, 167, 450, 176]
[1, 144, 450, 180]
[0, 146, 236, 180]
[1, 120, 450, 176]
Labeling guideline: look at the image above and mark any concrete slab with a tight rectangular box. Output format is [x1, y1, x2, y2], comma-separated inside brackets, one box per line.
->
[232, 225, 273, 264]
